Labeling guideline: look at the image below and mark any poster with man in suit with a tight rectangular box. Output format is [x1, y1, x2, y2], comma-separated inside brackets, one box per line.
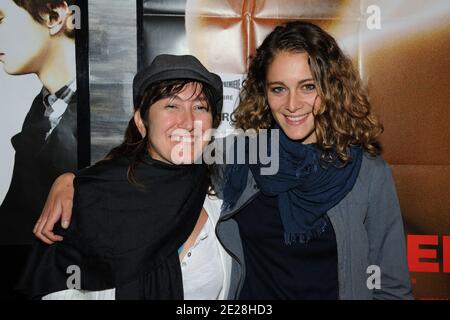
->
[0, 0, 80, 246]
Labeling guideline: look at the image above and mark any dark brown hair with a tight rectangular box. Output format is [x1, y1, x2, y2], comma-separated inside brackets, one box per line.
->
[13, 0, 76, 38]
[233, 21, 383, 164]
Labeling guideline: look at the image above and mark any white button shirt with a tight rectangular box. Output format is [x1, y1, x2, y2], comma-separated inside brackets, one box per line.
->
[180, 212, 223, 299]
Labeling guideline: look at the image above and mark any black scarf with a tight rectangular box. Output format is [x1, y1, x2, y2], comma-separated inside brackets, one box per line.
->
[17, 155, 208, 299]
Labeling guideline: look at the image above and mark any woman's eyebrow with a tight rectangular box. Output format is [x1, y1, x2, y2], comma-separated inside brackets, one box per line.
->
[298, 78, 314, 84]
[170, 95, 207, 102]
[267, 78, 314, 86]
[267, 81, 286, 86]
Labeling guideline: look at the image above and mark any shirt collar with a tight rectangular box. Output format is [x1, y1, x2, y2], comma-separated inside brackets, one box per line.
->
[42, 79, 77, 111]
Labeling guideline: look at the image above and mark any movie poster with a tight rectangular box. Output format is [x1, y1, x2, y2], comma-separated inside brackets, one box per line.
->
[139, 0, 450, 299]
[0, 0, 89, 245]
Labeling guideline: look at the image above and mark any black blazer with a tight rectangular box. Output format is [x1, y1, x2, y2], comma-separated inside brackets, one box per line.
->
[0, 90, 78, 245]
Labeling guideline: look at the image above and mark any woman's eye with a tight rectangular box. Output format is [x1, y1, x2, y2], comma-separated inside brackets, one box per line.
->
[194, 105, 209, 112]
[270, 87, 286, 94]
[165, 105, 177, 109]
[302, 83, 316, 92]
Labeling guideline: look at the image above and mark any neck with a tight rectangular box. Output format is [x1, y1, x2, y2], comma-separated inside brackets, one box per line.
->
[37, 37, 76, 94]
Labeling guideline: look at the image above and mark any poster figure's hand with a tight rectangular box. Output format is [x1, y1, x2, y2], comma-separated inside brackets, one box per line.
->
[33, 173, 75, 244]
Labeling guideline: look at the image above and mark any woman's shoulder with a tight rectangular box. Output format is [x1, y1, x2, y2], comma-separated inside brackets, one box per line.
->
[359, 152, 393, 183]
[75, 157, 130, 182]
[71, 158, 130, 207]
[361, 152, 388, 168]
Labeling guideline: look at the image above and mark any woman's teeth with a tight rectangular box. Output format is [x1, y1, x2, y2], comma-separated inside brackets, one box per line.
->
[286, 113, 309, 121]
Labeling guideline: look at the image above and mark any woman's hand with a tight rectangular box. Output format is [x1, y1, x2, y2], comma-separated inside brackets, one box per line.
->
[33, 173, 75, 244]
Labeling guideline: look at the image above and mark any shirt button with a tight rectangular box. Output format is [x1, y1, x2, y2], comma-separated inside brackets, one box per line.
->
[182, 262, 187, 267]
[187, 252, 191, 258]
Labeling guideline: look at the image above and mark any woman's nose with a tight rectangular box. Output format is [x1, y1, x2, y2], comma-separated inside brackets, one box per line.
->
[286, 92, 303, 113]
[287, 91, 315, 113]
[178, 109, 194, 132]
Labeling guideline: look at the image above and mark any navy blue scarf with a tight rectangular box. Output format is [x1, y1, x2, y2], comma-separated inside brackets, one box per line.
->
[223, 125, 363, 244]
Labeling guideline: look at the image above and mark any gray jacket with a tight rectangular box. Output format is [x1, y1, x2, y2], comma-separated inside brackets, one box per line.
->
[215, 153, 413, 300]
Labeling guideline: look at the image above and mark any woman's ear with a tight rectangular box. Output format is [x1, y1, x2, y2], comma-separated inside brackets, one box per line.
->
[134, 110, 147, 138]
[43, 2, 71, 36]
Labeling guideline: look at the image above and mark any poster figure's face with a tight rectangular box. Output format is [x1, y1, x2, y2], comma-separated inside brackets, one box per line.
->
[0, 0, 50, 75]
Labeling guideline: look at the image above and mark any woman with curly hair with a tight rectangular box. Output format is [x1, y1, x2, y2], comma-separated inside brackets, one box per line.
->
[217, 21, 412, 300]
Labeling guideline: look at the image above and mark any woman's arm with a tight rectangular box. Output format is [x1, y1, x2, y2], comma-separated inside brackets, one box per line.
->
[33, 173, 75, 244]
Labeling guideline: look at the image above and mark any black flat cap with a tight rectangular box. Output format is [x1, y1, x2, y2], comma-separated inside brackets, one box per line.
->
[133, 54, 223, 114]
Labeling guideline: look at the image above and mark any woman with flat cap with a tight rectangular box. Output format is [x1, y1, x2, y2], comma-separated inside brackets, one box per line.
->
[17, 54, 232, 300]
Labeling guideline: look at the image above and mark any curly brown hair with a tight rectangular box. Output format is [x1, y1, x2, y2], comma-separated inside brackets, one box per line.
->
[233, 21, 383, 164]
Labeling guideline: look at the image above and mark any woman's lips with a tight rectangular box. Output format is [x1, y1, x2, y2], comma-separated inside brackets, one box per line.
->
[284, 113, 310, 125]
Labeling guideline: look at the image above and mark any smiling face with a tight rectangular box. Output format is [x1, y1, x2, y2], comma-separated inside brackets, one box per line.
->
[135, 82, 214, 165]
[0, 0, 51, 75]
[266, 51, 321, 144]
